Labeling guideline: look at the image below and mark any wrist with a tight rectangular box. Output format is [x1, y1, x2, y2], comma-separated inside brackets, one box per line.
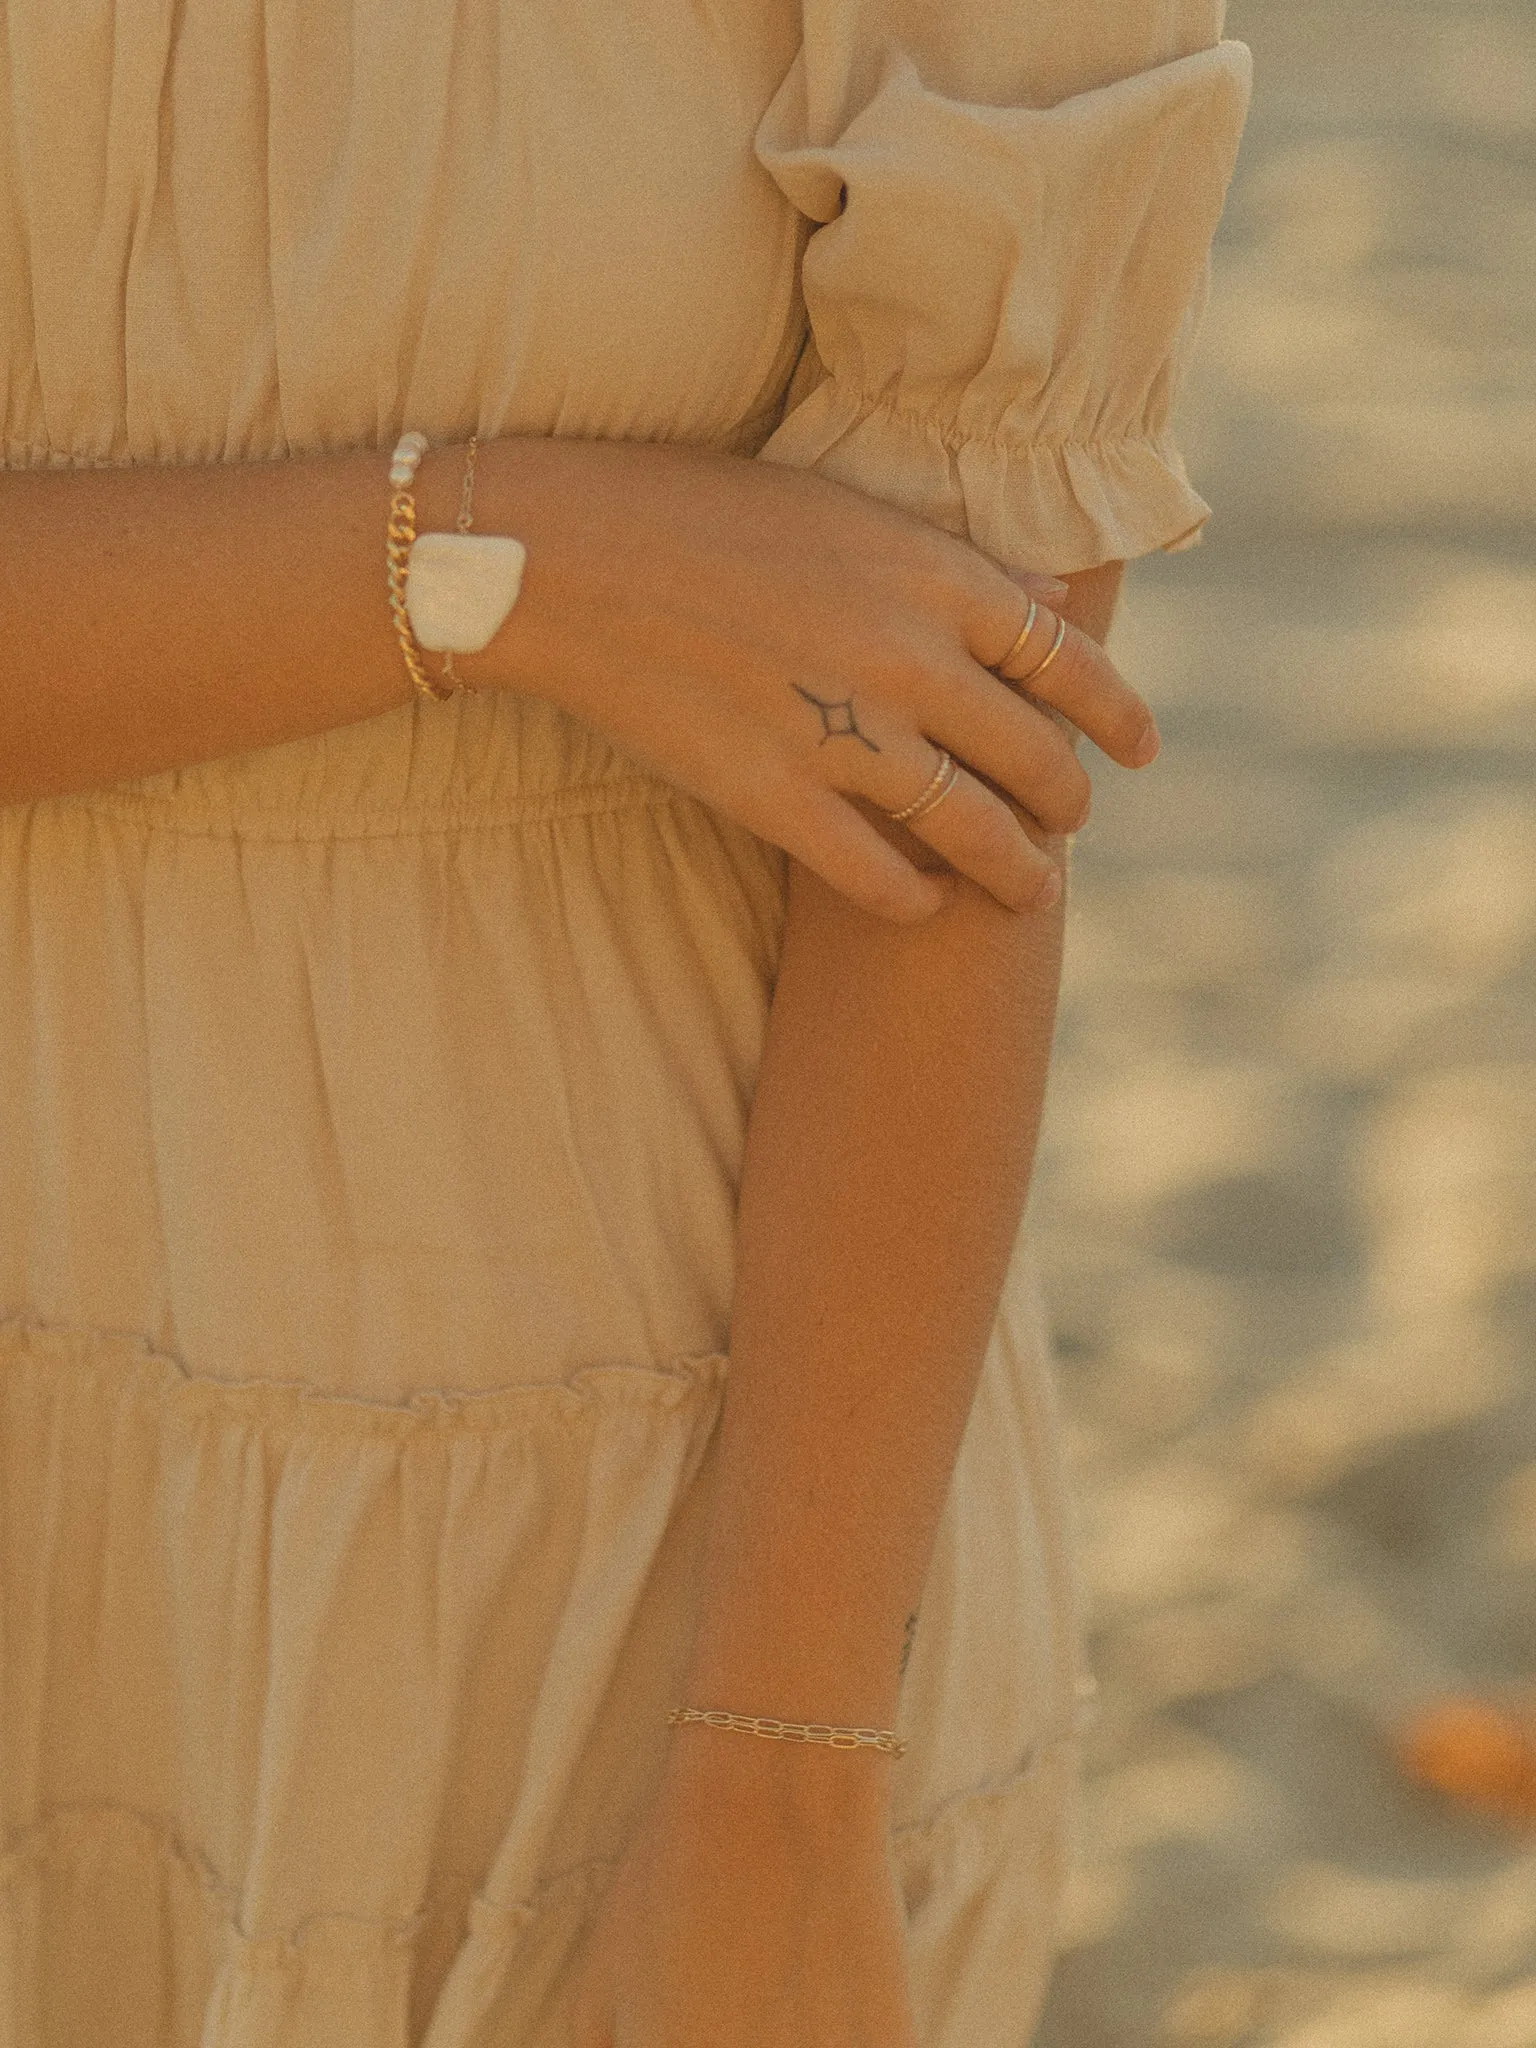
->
[402, 435, 553, 696]
[659, 1710, 898, 1829]
[676, 1660, 903, 1748]
[425, 432, 587, 697]
[394, 438, 493, 697]
[679, 1529, 910, 1741]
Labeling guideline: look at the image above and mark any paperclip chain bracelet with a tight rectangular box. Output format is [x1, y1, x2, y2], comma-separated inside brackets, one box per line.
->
[667, 1706, 906, 1757]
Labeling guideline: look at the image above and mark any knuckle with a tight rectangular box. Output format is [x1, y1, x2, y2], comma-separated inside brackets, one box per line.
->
[890, 626, 967, 694]
[836, 634, 918, 711]
[882, 646, 947, 708]
[916, 535, 991, 616]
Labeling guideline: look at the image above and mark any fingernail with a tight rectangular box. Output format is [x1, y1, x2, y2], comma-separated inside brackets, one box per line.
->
[1035, 867, 1062, 911]
[1131, 724, 1161, 767]
[1040, 577, 1070, 600]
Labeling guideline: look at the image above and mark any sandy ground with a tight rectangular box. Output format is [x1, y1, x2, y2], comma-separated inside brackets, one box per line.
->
[1031, 2, 1536, 2042]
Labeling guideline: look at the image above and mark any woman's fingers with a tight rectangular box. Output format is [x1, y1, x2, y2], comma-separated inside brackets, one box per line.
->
[833, 718, 1066, 914]
[893, 645, 1092, 840]
[741, 744, 1061, 925]
[732, 759, 957, 925]
[885, 752, 1064, 912]
[578, 669, 952, 926]
[1002, 606, 1159, 767]
[974, 594, 1160, 770]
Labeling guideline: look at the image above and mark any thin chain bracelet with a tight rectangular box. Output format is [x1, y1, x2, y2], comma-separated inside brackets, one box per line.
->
[668, 1706, 906, 1757]
[436, 433, 479, 693]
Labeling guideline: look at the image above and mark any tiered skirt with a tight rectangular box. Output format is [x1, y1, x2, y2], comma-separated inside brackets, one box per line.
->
[0, 685, 1086, 2046]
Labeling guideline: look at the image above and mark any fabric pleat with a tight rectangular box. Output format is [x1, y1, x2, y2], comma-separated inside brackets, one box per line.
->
[0, 686, 1091, 2043]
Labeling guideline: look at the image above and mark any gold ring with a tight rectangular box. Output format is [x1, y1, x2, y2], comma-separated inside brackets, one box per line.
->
[886, 748, 960, 825]
[1015, 614, 1067, 685]
[994, 598, 1037, 675]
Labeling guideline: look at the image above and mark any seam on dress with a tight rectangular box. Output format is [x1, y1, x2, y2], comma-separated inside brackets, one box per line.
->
[804, 386, 1175, 460]
[33, 771, 695, 842]
[0, 1734, 1084, 1968]
[0, 1800, 243, 1920]
[1, 403, 796, 473]
[0, 1311, 731, 1437]
[0, 1800, 474, 1955]
[889, 1716, 1081, 1849]
[467, 1717, 1087, 1933]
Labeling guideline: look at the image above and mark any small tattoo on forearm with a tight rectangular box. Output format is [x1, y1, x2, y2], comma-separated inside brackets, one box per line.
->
[900, 1610, 919, 1678]
[792, 683, 882, 753]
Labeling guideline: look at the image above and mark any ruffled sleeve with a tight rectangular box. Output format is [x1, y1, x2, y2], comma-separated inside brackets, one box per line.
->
[754, 2, 1253, 575]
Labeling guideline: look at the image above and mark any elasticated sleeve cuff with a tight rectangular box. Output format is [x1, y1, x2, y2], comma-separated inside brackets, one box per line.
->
[754, 38, 1253, 576]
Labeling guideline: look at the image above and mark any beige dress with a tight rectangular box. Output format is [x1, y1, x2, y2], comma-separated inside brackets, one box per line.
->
[0, 3, 1249, 2042]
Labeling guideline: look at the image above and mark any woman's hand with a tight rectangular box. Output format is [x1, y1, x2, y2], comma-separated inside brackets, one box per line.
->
[471, 436, 1158, 924]
[565, 1738, 918, 2048]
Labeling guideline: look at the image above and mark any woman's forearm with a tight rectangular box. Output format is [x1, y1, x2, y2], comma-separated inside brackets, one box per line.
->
[0, 443, 440, 805]
[677, 563, 1123, 1763]
[0, 434, 589, 807]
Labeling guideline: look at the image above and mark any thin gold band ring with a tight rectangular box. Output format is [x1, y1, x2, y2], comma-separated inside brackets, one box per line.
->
[995, 598, 1037, 674]
[1015, 614, 1068, 684]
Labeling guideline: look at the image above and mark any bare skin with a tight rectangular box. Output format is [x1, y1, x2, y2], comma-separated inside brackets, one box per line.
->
[565, 557, 1127, 2048]
[0, 436, 1154, 914]
[2, 438, 1141, 2044]
[461, 440, 1153, 919]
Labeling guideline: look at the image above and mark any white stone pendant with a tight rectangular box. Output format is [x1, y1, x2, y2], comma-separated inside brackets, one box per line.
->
[405, 532, 528, 652]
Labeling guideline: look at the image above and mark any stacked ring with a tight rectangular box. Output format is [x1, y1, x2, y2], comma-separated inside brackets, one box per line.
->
[882, 593, 1071, 828]
[996, 599, 1069, 685]
[995, 598, 1038, 674]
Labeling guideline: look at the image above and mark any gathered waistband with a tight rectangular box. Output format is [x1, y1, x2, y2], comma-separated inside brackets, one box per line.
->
[42, 688, 685, 840]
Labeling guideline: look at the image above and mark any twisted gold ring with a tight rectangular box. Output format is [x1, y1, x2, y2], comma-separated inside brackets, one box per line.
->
[886, 748, 960, 825]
